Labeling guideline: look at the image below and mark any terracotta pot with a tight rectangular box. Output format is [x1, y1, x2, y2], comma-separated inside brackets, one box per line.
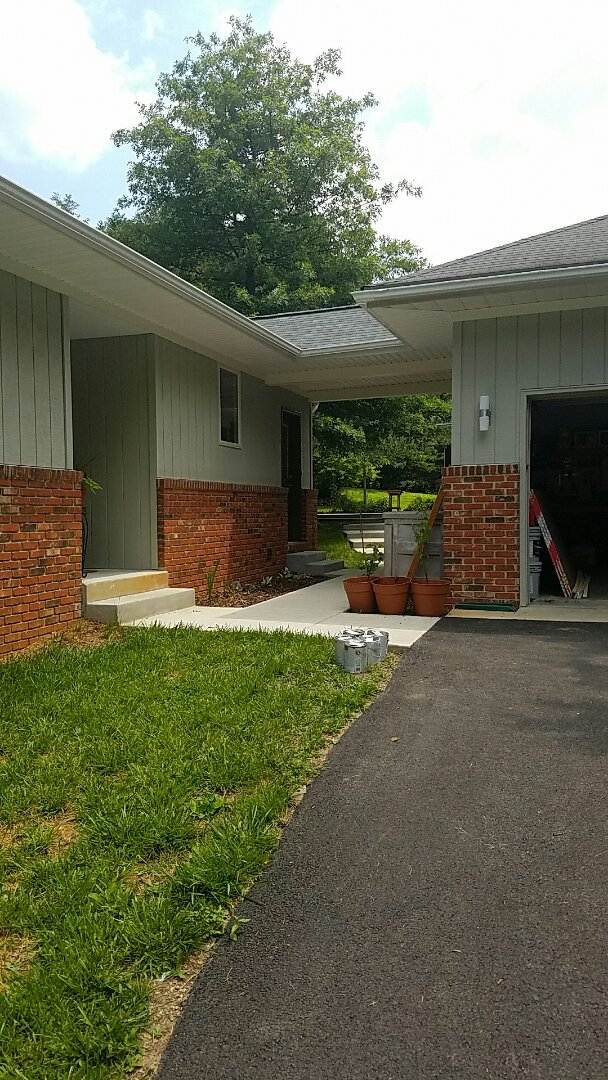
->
[372, 576, 410, 616]
[343, 576, 377, 614]
[411, 579, 451, 618]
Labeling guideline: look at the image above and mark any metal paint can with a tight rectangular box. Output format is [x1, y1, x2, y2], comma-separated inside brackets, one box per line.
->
[375, 629, 389, 659]
[363, 630, 384, 665]
[334, 632, 351, 667]
[343, 640, 368, 674]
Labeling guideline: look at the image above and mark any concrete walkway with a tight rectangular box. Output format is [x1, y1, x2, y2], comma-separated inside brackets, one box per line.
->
[158, 619, 608, 1080]
[133, 571, 437, 650]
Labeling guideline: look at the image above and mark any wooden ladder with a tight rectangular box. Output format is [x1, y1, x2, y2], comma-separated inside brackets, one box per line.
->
[406, 481, 445, 580]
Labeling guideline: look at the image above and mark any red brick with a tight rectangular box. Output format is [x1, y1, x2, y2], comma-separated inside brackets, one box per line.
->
[442, 465, 520, 606]
[157, 479, 317, 602]
[0, 466, 82, 655]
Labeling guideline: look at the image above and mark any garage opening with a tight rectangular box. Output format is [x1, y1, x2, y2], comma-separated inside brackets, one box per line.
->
[530, 393, 608, 601]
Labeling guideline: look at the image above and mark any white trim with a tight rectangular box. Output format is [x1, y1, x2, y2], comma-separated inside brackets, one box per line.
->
[218, 365, 242, 448]
[0, 175, 301, 358]
[354, 263, 608, 307]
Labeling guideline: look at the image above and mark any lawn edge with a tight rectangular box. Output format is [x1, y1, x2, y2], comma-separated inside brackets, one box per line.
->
[129, 655, 397, 1078]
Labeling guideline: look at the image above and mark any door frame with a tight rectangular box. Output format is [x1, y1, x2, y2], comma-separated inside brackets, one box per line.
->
[281, 408, 303, 542]
[518, 382, 608, 606]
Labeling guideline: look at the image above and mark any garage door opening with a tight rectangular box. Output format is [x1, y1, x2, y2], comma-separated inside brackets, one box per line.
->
[530, 394, 608, 601]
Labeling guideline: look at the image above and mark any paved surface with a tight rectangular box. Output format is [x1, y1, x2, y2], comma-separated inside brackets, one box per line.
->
[133, 572, 438, 650]
[158, 620, 608, 1080]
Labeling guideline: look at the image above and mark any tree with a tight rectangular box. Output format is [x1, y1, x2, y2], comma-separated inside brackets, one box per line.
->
[314, 395, 451, 504]
[51, 192, 84, 217]
[314, 398, 403, 505]
[378, 396, 452, 493]
[101, 16, 425, 315]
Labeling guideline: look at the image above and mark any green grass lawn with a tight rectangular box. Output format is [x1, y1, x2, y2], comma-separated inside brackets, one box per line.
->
[319, 488, 435, 514]
[318, 520, 364, 569]
[0, 627, 388, 1078]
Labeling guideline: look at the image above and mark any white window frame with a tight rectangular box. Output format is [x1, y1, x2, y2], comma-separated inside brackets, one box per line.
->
[218, 365, 242, 448]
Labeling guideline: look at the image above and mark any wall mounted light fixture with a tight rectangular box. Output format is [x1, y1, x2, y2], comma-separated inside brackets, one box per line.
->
[479, 395, 491, 431]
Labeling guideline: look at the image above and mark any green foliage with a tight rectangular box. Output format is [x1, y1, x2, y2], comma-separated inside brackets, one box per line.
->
[101, 16, 425, 314]
[317, 521, 364, 569]
[379, 395, 452, 493]
[204, 559, 221, 602]
[361, 544, 382, 578]
[50, 192, 81, 217]
[412, 513, 433, 581]
[0, 627, 388, 1077]
[314, 396, 450, 502]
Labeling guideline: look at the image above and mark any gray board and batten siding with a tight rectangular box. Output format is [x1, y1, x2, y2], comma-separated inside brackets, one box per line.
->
[451, 308, 608, 467]
[0, 269, 72, 469]
[154, 337, 311, 487]
[71, 332, 312, 571]
[71, 335, 157, 571]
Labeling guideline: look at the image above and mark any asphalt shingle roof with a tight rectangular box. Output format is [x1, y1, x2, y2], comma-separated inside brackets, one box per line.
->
[369, 214, 608, 290]
[255, 306, 398, 350]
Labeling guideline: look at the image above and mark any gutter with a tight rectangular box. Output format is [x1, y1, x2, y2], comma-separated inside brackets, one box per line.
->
[0, 176, 301, 359]
[353, 262, 608, 307]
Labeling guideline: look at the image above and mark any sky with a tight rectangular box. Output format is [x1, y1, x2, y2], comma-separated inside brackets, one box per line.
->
[2, 0, 608, 266]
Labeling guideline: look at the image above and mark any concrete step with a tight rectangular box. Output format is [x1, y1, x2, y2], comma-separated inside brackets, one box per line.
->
[85, 587, 195, 625]
[305, 559, 344, 576]
[344, 527, 385, 538]
[83, 569, 169, 604]
[286, 550, 344, 576]
[286, 550, 325, 573]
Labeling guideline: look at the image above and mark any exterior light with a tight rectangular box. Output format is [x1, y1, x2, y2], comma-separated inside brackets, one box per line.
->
[479, 395, 491, 431]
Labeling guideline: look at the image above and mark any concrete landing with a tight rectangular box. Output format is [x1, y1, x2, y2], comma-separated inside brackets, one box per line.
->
[132, 571, 438, 650]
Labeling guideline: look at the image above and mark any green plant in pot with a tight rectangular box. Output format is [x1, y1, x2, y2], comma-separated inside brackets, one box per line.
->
[410, 512, 450, 617]
[343, 543, 382, 614]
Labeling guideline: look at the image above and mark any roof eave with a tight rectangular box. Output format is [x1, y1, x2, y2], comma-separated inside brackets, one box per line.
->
[353, 262, 608, 307]
[0, 175, 301, 358]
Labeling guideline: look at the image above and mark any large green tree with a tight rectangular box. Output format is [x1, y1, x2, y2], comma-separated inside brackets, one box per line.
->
[314, 396, 451, 503]
[101, 16, 425, 314]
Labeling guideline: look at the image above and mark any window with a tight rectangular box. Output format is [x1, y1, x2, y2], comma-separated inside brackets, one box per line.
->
[219, 367, 240, 446]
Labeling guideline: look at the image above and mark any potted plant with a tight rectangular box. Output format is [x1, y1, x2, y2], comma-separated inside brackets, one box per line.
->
[372, 574, 410, 616]
[410, 513, 450, 617]
[343, 544, 382, 614]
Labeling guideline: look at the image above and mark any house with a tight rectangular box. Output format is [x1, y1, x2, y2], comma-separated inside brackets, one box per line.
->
[354, 217, 608, 609]
[0, 176, 431, 653]
[1, 173, 608, 653]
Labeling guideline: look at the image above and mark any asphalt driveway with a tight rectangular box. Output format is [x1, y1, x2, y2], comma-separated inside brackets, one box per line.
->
[158, 620, 608, 1079]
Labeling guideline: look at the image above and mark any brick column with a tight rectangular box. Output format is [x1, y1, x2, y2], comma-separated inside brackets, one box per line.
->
[442, 465, 520, 606]
[0, 466, 82, 655]
[302, 489, 318, 549]
[157, 480, 289, 600]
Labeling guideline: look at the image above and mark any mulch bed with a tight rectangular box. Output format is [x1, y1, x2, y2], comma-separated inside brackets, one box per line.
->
[198, 575, 318, 608]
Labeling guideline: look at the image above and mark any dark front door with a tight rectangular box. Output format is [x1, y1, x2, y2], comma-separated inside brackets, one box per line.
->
[281, 410, 303, 542]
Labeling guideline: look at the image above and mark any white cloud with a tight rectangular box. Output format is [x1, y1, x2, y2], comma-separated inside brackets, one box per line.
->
[142, 8, 165, 42]
[269, 0, 608, 264]
[0, 0, 152, 170]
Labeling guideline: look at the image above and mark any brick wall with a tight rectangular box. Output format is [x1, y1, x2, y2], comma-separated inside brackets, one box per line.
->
[157, 479, 289, 599]
[442, 465, 520, 606]
[0, 466, 82, 655]
[302, 489, 318, 550]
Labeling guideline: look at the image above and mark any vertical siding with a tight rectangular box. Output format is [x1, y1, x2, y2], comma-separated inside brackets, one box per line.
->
[154, 337, 311, 487]
[452, 305, 608, 466]
[0, 269, 70, 468]
[71, 335, 157, 570]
